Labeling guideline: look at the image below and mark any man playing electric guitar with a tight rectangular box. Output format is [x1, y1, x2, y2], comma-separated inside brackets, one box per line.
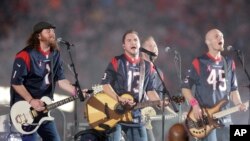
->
[181, 28, 246, 141]
[10, 21, 87, 141]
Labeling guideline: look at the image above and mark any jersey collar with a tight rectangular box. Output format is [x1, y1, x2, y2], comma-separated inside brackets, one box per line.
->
[124, 54, 140, 64]
[38, 46, 51, 56]
[206, 52, 222, 62]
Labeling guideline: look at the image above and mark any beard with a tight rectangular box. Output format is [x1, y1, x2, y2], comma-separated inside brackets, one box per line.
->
[48, 39, 59, 50]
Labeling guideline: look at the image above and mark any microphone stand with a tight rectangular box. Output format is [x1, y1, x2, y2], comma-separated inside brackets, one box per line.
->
[149, 56, 179, 141]
[173, 51, 183, 123]
[233, 50, 250, 124]
[64, 44, 85, 138]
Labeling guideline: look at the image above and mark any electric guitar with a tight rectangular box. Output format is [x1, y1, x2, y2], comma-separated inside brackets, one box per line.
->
[185, 99, 249, 139]
[141, 106, 187, 129]
[10, 85, 103, 134]
[84, 93, 184, 131]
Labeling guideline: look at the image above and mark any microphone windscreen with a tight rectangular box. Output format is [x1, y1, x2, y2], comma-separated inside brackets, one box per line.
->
[226, 45, 233, 51]
[165, 46, 171, 52]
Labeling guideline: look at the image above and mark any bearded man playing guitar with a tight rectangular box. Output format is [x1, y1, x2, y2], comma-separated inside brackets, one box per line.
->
[181, 28, 247, 141]
[10, 21, 87, 141]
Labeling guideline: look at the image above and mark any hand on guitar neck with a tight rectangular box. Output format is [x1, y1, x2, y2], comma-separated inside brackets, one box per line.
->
[117, 95, 136, 108]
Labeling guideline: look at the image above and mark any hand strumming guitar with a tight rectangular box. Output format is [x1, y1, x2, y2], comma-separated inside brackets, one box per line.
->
[29, 99, 45, 111]
[117, 96, 136, 108]
[192, 104, 203, 120]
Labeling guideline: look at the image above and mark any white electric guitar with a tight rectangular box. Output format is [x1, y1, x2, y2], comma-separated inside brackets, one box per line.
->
[10, 85, 103, 134]
[141, 106, 187, 129]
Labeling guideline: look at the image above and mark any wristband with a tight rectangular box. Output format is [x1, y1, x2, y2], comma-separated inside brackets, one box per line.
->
[189, 98, 198, 107]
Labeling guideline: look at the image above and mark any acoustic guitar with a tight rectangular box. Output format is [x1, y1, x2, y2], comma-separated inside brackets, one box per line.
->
[84, 93, 184, 131]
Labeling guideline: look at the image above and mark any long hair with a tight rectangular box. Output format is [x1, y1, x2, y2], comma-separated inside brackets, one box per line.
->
[26, 32, 40, 49]
[26, 31, 59, 51]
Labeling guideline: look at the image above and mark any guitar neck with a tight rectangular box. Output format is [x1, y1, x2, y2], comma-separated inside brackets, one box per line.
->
[46, 95, 79, 110]
[150, 114, 178, 121]
[213, 101, 249, 119]
[134, 100, 161, 109]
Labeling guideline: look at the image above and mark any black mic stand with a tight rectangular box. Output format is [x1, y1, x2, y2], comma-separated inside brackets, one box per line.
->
[64, 44, 85, 139]
[233, 50, 250, 124]
[173, 51, 183, 123]
[149, 56, 179, 141]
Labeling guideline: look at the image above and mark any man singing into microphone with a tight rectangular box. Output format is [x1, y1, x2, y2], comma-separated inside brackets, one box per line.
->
[101, 30, 165, 141]
[181, 28, 246, 141]
[10, 21, 87, 141]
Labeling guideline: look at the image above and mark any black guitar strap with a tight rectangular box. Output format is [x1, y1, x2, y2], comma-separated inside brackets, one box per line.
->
[222, 56, 230, 96]
[49, 51, 54, 100]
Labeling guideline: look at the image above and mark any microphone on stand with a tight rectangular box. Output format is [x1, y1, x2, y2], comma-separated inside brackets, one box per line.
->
[164, 46, 172, 53]
[165, 46, 179, 54]
[165, 46, 179, 61]
[226, 45, 241, 52]
[139, 47, 157, 56]
[57, 37, 74, 46]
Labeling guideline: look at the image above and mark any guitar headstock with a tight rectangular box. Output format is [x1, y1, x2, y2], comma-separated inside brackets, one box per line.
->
[92, 84, 103, 94]
[170, 96, 185, 104]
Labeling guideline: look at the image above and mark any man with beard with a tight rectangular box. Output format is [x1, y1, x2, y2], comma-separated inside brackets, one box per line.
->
[10, 21, 85, 141]
[181, 28, 246, 141]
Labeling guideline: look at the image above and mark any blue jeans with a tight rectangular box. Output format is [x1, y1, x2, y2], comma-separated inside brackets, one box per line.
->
[21, 121, 60, 141]
[107, 124, 147, 141]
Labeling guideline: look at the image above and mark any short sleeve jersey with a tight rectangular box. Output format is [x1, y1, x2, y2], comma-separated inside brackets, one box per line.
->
[10, 46, 65, 105]
[181, 53, 238, 110]
[153, 66, 164, 99]
[101, 54, 155, 123]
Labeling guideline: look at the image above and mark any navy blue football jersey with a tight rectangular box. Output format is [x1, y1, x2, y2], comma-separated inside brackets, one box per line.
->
[10, 46, 65, 105]
[153, 66, 164, 99]
[101, 54, 155, 123]
[181, 53, 238, 109]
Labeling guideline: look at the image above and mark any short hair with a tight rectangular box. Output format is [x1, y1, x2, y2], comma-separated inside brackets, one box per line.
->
[142, 36, 155, 48]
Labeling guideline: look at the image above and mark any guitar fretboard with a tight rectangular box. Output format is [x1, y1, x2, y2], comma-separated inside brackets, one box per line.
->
[213, 101, 249, 119]
[134, 100, 161, 109]
[47, 95, 78, 110]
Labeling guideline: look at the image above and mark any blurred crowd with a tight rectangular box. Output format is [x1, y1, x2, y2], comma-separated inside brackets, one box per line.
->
[1, 0, 250, 105]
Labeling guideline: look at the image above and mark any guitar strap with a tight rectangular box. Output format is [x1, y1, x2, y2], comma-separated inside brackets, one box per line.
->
[49, 51, 54, 100]
[222, 57, 230, 95]
[139, 59, 145, 102]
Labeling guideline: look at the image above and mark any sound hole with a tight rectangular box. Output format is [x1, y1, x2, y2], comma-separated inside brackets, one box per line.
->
[114, 103, 126, 115]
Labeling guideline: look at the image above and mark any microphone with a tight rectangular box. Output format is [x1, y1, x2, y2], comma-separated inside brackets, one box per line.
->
[139, 47, 157, 56]
[165, 46, 180, 61]
[57, 37, 74, 46]
[165, 46, 179, 54]
[227, 45, 241, 52]
[165, 46, 172, 53]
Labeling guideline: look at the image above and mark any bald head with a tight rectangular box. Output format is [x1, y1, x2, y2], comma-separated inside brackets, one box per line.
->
[167, 123, 189, 141]
[204, 28, 224, 52]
